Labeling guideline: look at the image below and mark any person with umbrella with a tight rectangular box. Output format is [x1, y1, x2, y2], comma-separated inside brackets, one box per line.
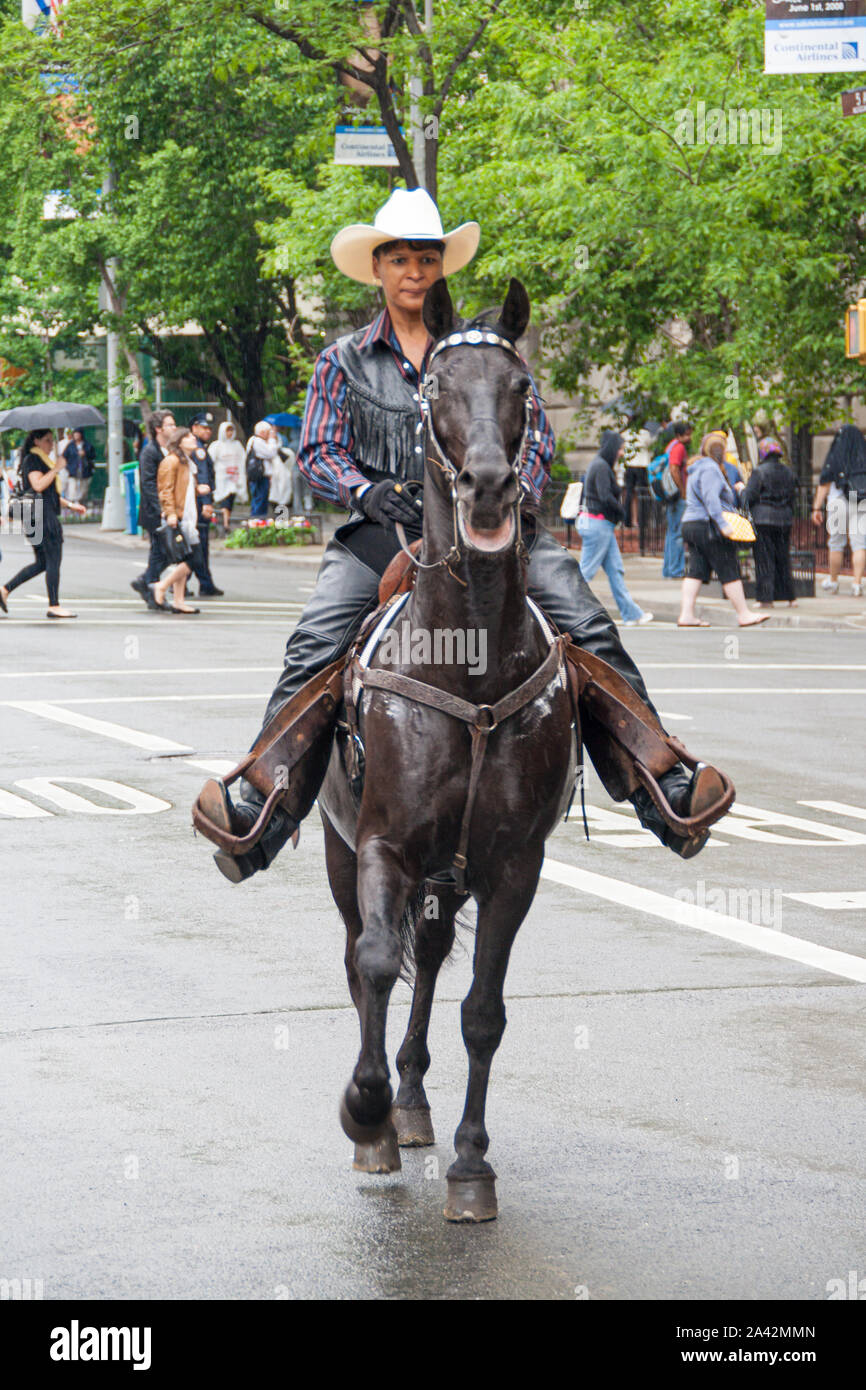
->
[0, 428, 86, 618]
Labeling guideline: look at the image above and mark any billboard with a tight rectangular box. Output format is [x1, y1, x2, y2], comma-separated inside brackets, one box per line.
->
[765, 0, 866, 73]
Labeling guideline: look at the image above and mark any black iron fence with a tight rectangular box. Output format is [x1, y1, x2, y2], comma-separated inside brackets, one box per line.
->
[540, 480, 840, 574]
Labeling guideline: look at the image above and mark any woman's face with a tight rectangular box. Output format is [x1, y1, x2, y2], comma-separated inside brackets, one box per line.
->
[34, 431, 54, 452]
[181, 432, 196, 453]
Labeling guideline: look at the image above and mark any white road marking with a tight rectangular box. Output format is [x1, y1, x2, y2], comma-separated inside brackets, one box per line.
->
[31, 694, 269, 705]
[648, 688, 866, 695]
[784, 892, 866, 911]
[718, 802, 866, 846]
[4, 701, 192, 753]
[0, 788, 53, 818]
[799, 800, 866, 822]
[655, 711, 692, 722]
[566, 801, 726, 846]
[641, 663, 866, 671]
[14, 778, 170, 816]
[185, 759, 237, 775]
[540, 858, 866, 984]
[0, 667, 279, 680]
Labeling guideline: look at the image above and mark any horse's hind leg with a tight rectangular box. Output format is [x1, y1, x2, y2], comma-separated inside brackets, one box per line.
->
[321, 812, 401, 1174]
[444, 858, 542, 1222]
[393, 881, 461, 1147]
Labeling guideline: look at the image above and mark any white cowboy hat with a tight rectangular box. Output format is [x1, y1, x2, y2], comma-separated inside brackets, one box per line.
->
[330, 187, 480, 285]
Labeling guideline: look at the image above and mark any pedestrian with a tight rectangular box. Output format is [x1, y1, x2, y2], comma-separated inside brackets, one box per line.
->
[210, 420, 246, 531]
[131, 409, 177, 610]
[678, 430, 769, 627]
[742, 436, 797, 608]
[578, 429, 654, 625]
[245, 421, 279, 519]
[621, 419, 654, 540]
[63, 429, 95, 506]
[289, 443, 312, 515]
[268, 435, 294, 515]
[662, 420, 692, 578]
[188, 411, 223, 597]
[150, 427, 202, 615]
[0, 428, 86, 619]
[811, 423, 866, 597]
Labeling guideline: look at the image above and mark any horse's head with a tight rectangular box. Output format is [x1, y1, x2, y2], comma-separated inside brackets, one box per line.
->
[421, 277, 531, 553]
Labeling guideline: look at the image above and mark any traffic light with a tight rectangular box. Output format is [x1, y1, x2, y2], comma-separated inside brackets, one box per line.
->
[845, 299, 866, 362]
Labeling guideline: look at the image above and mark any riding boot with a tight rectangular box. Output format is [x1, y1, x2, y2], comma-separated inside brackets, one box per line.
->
[197, 776, 299, 883]
[631, 763, 725, 859]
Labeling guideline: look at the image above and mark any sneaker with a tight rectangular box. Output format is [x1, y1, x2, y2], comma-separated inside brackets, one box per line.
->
[624, 611, 654, 626]
[821, 578, 839, 593]
[852, 583, 863, 597]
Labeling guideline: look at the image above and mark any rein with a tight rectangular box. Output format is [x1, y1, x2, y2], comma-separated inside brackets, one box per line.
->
[394, 328, 535, 583]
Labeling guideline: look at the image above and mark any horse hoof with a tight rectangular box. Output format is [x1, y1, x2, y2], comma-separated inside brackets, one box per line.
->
[339, 1090, 389, 1145]
[443, 1175, 498, 1223]
[353, 1122, 402, 1173]
[392, 1105, 435, 1147]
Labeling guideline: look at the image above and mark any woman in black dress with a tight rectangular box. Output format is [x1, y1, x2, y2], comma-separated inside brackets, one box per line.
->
[741, 437, 797, 608]
[0, 428, 86, 619]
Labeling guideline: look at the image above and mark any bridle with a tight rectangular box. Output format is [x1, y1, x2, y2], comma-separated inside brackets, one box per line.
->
[394, 328, 536, 583]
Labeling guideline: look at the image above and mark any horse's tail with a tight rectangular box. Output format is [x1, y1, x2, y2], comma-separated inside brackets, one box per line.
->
[398, 881, 474, 984]
[397, 884, 427, 983]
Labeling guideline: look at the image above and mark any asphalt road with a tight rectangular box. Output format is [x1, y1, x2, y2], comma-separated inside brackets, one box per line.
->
[2, 528, 865, 1300]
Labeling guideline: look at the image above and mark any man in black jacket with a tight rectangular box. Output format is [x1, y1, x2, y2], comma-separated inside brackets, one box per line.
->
[131, 410, 176, 610]
[578, 431, 653, 625]
[188, 411, 223, 597]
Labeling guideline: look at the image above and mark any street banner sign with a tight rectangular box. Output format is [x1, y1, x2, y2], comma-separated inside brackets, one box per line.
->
[765, 0, 866, 73]
[841, 85, 866, 112]
[334, 125, 399, 166]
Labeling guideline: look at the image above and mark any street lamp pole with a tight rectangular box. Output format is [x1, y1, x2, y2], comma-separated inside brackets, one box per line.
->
[410, 0, 432, 190]
[101, 165, 126, 530]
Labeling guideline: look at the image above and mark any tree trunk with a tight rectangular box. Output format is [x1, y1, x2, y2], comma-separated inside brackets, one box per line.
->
[791, 425, 813, 486]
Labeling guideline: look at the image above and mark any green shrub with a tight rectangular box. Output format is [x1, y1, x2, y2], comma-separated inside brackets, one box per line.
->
[225, 523, 316, 549]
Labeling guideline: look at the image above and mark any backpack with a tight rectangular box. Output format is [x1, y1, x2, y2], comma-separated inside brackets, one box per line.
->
[245, 439, 265, 484]
[648, 444, 679, 501]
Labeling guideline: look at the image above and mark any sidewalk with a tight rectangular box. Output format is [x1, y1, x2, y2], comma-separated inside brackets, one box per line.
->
[579, 552, 866, 629]
[68, 521, 865, 629]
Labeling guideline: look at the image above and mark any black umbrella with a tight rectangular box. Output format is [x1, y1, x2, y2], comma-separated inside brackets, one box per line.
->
[0, 401, 106, 431]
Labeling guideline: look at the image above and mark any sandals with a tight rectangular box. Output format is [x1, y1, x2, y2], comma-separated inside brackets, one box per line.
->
[677, 619, 710, 627]
[0, 588, 7, 614]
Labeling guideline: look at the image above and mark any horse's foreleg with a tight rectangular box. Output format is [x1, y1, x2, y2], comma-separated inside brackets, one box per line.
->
[393, 882, 462, 1147]
[445, 858, 542, 1223]
[339, 837, 413, 1167]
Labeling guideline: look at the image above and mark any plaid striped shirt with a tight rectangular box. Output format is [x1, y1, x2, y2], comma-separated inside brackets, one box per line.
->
[297, 307, 554, 508]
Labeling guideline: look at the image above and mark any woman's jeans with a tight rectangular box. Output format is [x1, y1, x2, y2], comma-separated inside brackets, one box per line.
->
[577, 515, 644, 622]
[249, 476, 270, 518]
[663, 495, 686, 577]
[5, 526, 63, 607]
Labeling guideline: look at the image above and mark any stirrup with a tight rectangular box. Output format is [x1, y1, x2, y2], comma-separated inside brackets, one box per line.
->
[192, 775, 288, 856]
[634, 742, 735, 839]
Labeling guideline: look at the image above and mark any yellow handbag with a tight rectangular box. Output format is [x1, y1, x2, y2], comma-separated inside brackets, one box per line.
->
[720, 510, 756, 543]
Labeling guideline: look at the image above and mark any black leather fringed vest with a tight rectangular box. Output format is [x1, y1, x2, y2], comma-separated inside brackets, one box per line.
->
[337, 329, 424, 487]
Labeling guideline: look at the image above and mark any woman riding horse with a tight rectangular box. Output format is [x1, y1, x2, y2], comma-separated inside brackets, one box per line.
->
[193, 187, 727, 879]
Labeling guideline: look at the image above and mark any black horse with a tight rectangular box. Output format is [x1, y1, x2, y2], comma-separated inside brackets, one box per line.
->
[318, 277, 577, 1221]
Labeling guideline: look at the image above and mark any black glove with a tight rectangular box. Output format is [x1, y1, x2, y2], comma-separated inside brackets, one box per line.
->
[357, 478, 422, 532]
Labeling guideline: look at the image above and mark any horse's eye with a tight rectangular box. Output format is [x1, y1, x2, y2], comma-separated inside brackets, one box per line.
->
[513, 373, 531, 396]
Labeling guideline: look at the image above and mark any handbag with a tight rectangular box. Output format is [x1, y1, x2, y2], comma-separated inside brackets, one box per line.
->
[156, 521, 192, 563]
[720, 510, 756, 543]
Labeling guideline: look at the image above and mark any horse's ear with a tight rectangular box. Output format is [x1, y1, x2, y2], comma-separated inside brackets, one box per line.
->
[499, 278, 530, 342]
[423, 277, 455, 342]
